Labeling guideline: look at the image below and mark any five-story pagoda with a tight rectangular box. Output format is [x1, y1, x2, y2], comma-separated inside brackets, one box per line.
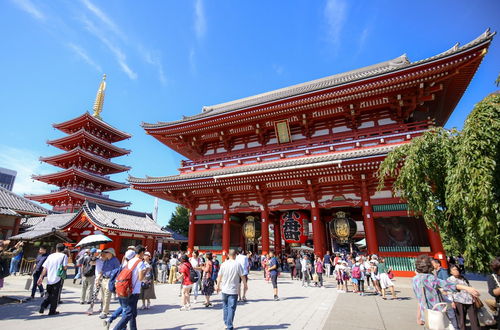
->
[26, 75, 131, 212]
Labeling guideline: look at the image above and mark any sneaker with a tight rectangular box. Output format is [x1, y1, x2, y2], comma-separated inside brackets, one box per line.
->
[39, 306, 45, 314]
[103, 319, 111, 330]
[274, 296, 280, 301]
[48, 311, 60, 316]
[99, 313, 108, 319]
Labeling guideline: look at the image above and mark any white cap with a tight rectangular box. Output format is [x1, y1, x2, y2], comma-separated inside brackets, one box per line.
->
[355, 256, 361, 261]
[125, 250, 136, 260]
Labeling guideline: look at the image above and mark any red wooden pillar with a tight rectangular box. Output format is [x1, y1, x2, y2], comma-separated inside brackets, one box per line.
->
[274, 219, 282, 256]
[260, 208, 270, 255]
[187, 210, 196, 256]
[361, 176, 378, 255]
[427, 227, 446, 267]
[13, 217, 21, 236]
[222, 209, 230, 259]
[311, 205, 325, 256]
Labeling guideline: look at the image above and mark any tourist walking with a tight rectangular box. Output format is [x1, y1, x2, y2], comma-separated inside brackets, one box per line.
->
[412, 254, 479, 327]
[301, 255, 311, 287]
[139, 252, 156, 310]
[190, 251, 203, 303]
[487, 256, 500, 328]
[324, 251, 331, 278]
[37, 243, 68, 316]
[377, 258, 397, 299]
[177, 254, 195, 311]
[314, 255, 324, 287]
[80, 248, 96, 304]
[201, 252, 214, 307]
[216, 249, 247, 330]
[268, 251, 280, 300]
[447, 264, 480, 330]
[31, 246, 48, 299]
[236, 248, 249, 301]
[99, 248, 121, 319]
[113, 245, 147, 330]
[168, 254, 179, 284]
[103, 249, 136, 330]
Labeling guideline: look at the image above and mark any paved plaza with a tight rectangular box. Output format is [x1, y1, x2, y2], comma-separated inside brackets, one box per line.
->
[0, 271, 491, 329]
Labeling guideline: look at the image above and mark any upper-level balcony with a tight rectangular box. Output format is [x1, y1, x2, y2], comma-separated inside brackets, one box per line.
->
[179, 120, 432, 174]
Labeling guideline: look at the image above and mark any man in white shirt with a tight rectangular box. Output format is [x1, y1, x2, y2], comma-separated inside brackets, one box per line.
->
[235, 248, 249, 301]
[37, 243, 68, 315]
[189, 250, 203, 303]
[113, 245, 148, 330]
[217, 249, 247, 330]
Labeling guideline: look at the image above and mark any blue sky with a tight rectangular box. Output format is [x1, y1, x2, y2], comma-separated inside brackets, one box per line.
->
[0, 0, 498, 226]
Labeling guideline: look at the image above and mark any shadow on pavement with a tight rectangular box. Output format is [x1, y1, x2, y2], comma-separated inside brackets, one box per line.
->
[151, 324, 203, 330]
[237, 323, 291, 329]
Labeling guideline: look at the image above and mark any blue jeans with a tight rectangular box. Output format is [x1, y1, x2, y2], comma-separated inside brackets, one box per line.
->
[31, 272, 44, 297]
[113, 294, 139, 330]
[10, 258, 20, 274]
[222, 293, 238, 330]
[109, 304, 123, 323]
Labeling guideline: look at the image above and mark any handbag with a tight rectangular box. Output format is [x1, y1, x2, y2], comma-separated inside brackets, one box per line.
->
[56, 264, 67, 280]
[388, 271, 394, 279]
[422, 285, 453, 330]
[472, 296, 483, 309]
[141, 281, 151, 290]
[25, 277, 33, 291]
[313, 272, 319, 282]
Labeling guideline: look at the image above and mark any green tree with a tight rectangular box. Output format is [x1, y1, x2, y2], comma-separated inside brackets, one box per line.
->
[166, 205, 189, 237]
[378, 93, 500, 273]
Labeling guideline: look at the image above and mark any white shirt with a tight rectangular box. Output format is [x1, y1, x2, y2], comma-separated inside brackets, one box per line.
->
[235, 254, 249, 276]
[95, 257, 104, 277]
[124, 257, 147, 294]
[169, 258, 179, 267]
[219, 259, 244, 295]
[189, 257, 200, 268]
[42, 252, 68, 285]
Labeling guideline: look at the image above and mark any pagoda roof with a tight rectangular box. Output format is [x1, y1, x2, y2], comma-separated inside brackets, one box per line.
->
[25, 188, 131, 208]
[47, 129, 131, 158]
[32, 167, 129, 191]
[143, 29, 495, 130]
[53, 112, 131, 142]
[0, 186, 50, 216]
[129, 143, 398, 185]
[40, 147, 131, 174]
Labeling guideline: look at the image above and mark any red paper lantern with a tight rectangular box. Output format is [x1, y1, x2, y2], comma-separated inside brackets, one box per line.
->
[280, 211, 309, 246]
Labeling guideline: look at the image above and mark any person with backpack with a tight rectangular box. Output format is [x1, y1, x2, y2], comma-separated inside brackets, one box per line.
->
[189, 251, 203, 303]
[37, 243, 68, 316]
[80, 248, 95, 304]
[351, 256, 365, 295]
[177, 254, 196, 311]
[113, 245, 148, 330]
[103, 250, 135, 330]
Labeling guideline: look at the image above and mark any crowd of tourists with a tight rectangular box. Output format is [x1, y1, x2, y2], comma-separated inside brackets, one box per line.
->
[1, 238, 499, 330]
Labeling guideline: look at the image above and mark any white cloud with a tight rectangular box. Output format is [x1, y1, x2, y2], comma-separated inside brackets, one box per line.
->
[324, 0, 347, 50]
[67, 43, 102, 72]
[10, 0, 45, 21]
[141, 48, 167, 85]
[194, 0, 206, 40]
[273, 64, 284, 75]
[0, 146, 55, 196]
[81, 16, 138, 80]
[189, 48, 197, 74]
[80, 0, 126, 41]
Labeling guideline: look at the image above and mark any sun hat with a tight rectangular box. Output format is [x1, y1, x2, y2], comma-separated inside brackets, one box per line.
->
[124, 250, 136, 260]
[102, 248, 116, 256]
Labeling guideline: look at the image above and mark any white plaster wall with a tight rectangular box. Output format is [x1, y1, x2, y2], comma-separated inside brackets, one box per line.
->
[378, 118, 397, 125]
[371, 190, 393, 199]
[343, 193, 361, 200]
[247, 141, 262, 148]
[333, 126, 350, 133]
[312, 129, 329, 137]
[359, 121, 375, 129]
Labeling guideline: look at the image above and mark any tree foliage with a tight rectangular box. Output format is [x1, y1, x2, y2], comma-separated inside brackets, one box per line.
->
[378, 93, 500, 272]
[166, 205, 189, 237]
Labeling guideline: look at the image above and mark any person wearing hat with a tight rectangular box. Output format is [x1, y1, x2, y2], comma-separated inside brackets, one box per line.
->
[98, 248, 120, 319]
[139, 251, 156, 310]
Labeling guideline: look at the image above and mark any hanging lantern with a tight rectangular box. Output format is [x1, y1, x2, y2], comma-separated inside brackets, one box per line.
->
[242, 215, 257, 244]
[280, 211, 309, 246]
[329, 211, 357, 244]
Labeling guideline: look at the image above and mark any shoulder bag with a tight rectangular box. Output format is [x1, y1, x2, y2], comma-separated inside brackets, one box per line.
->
[422, 283, 453, 330]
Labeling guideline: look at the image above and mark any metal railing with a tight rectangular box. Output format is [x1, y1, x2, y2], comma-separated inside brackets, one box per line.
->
[18, 258, 36, 275]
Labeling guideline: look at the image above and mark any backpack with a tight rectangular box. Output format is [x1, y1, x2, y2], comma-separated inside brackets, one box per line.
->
[83, 257, 95, 277]
[351, 265, 361, 279]
[115, 259, 142, 298]
[108, 266, 122, 293]
[188, 264, 199, 283]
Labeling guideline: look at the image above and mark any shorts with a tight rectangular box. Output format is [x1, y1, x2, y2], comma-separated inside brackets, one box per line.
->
[270, 274, 278, 289]
[379, 273, 393, 289]
[351, 278, 359, 285]
[183, 284, 193, 289]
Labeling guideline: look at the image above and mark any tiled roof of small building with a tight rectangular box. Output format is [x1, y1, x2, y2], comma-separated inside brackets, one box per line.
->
[0, 186, 50, 216]
[10, 213, 77, 241]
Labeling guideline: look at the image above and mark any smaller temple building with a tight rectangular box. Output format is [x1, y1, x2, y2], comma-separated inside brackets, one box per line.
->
[0, 186, 50, 240]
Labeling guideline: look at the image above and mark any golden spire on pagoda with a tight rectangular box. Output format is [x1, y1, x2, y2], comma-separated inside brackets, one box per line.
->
[92, 74, 106, 120]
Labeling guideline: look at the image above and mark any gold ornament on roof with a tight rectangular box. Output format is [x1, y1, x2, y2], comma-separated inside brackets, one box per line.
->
[92, 74, 106, 120]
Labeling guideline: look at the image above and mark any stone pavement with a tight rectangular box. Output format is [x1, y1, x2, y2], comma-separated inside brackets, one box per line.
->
[0, 272, 492, 329]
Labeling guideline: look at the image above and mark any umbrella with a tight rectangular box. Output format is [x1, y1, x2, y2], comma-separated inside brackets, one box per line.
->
[76, 234, 112, 247]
